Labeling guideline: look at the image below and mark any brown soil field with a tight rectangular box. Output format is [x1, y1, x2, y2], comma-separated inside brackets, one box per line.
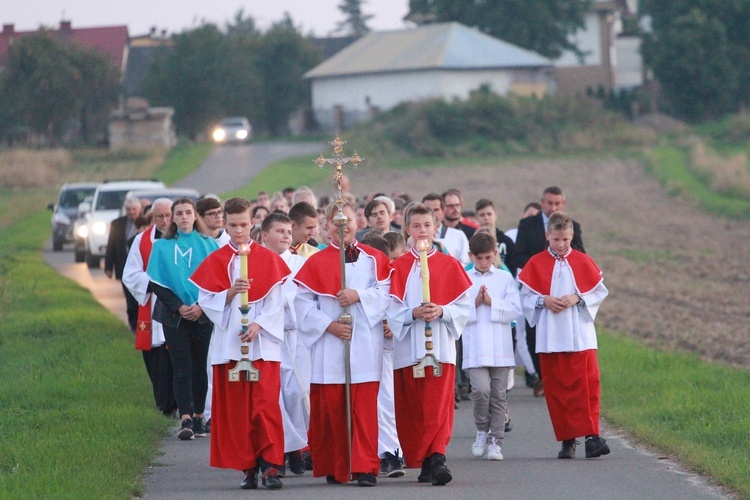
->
[353, 156, 750, 368]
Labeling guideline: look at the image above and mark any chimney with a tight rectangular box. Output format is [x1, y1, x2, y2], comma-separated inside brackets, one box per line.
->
[2, 24, 14, 35]
[60, 20, 72, 31]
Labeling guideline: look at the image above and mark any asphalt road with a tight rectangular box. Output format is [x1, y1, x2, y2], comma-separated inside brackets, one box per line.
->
[43, 141, 730, 499]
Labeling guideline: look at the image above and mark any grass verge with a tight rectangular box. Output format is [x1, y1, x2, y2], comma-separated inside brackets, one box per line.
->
[646, 147, 750, 219]
[0, 211, 173, 498]
[220, 154, 328, 200]
[154, 141, 214, 186]
[599, 331, 749, 496]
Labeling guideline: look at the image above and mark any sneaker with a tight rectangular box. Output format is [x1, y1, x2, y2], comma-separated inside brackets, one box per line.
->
[357, 472, 377, 486]
[261, 467, 283, 490]
[525, 371, 540, 388]
[383, 450, 405, 478]
[192, 417, 206, 438]
[177, 418, 194, 440]
[585, 436, 611, 458]
[287, 451, 305, 475]
[471, 430, 488, 458]
[557, 439, 578, 459]
[429, 453, 452, 486]
[240, 468, 258, 490]
[379, 457, 388, 475]
[486, 437, 504, 461]
[417, 458, 431, 483]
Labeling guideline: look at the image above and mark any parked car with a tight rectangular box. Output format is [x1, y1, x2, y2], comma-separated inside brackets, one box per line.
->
[48, 182, 99, 251]
[125, 187, 201, 206]
[73, 196, 93, 262]
[77, 180, 165, 268]
[212, 117, 252, 144]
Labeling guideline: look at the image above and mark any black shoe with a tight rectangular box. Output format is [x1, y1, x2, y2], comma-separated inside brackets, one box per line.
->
[382, 450, 405, 478]
[417, 458, 431, 483]
[429, 453, 452, 486]
[192, 417, 206, 438]
[505, 417, 513, 433]
[585, 436, 611, 458]
[379, 458, 387, 475]
[276, 464, 286, 478]
[326, 475, 341, 484]
[302, 450, 313, 471]
[261, 467, 283, 490]
[240, 468, 258, 490]
[287, 451, 305, 475]
[558, 439, 578, 459]
[357, 472, 377, 486]
[525, 371, 540, 388]
[205, 418, 211, 433]
[177, 418, 194, 440]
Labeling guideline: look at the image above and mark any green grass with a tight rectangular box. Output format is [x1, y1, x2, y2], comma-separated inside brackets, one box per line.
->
[599, 331, 750, 496]
[154, 141, 214, 186]
[646, 147, 750, 219]
[0, 212, 173, 498]
[221, 154, 329, 199]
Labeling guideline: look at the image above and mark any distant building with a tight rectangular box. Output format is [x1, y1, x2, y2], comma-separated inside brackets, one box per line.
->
[305, 22, 554, 131]
[108, 98, 176, 151]
[0, 20, 129, 72]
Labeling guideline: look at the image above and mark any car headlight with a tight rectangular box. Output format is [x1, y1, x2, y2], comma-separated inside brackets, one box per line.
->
[236, 130, 248, 140]
[77, 225, 89, 239]
[53, 212, 71, 225]
[91, 221, 108, 236]
[213, 128, 226, 142]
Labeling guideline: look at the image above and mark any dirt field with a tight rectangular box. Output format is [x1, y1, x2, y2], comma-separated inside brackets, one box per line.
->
[352, 156, 750, 368]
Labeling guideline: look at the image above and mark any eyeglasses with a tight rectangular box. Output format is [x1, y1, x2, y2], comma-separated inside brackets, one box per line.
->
[153, 214, 171, 220]
[204, 210, 223, 218]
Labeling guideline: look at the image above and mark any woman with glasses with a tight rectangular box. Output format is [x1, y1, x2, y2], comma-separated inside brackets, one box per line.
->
[147, 198, 219, 440]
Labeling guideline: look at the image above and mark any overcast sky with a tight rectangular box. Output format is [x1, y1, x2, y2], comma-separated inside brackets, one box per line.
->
[2, 0, 411, 37]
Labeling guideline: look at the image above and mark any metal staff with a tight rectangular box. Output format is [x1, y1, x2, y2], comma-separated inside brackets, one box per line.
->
[228, 243, 260, 382]
[314, 136, 363, 481]
[413, 238, 442, 378]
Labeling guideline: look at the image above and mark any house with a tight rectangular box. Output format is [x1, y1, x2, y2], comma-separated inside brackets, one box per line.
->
[0, 21, 129, 73]
[304, 22, 554, 131]
[108, 98, 177, 151]
[553, 0, 643, 95]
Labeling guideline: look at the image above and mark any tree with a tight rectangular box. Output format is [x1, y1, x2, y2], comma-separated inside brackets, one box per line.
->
[140, 24, 228, 139]
[336, 0, 374, 36]
[254, 16, 322, 135]
[0, 34, 120, 144]
[641, 0, 750, 120]
[407, 0, 592, 59]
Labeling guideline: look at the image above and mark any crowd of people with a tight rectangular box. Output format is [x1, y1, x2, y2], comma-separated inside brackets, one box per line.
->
[111, 181, 609, 490]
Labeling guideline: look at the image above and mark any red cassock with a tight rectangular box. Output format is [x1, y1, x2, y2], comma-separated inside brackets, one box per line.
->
[191, 241, 291, 470]
[389, 248, 471, 467]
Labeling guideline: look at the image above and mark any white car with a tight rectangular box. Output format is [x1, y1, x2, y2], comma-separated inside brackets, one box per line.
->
[77, 180, 165, 268]
[212, 117, 252, 144]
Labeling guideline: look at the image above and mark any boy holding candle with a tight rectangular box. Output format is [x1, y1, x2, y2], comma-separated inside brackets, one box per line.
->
[190, 197, 292, 490]
[386, 203, 473, 486]
[293, 202, 392, 487]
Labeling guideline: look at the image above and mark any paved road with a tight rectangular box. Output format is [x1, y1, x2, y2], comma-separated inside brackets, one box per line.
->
[43, 141, 729, 499]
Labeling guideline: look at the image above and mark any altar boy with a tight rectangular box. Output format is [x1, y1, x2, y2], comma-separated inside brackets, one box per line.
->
[386, 203, 472, 486]
[190, 197, 291, 490]
[294, 202, 392, 487]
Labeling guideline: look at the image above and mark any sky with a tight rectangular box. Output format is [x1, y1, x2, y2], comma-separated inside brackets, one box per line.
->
[2, 0, 412, 37]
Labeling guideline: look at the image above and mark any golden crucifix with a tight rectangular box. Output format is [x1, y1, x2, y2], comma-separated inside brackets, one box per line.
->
[313, 135, 363, 481]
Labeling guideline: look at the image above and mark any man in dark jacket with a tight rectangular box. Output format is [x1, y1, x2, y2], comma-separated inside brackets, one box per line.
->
[105, 196, 142, 331]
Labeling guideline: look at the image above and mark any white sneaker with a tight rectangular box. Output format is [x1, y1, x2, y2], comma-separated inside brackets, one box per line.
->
[487, 437, 504, 461]
[471, 430, 488, 458]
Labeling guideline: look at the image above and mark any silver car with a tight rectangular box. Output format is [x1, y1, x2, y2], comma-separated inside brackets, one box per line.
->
[212, 117, 252, 144]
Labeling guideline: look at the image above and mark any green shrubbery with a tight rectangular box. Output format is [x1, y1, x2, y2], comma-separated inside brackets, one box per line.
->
[347, 93, 656, 161]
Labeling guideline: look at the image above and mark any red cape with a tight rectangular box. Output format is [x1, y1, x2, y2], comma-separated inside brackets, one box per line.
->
[135, 226, 155, 351]
[190, 241, 291, 303]
[518, 248, 602, 296]
[389, 248, 472, 306]
[293, 242, 392, 297]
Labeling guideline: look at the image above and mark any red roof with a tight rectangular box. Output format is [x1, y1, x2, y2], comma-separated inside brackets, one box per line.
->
[0, 22, 129, 71]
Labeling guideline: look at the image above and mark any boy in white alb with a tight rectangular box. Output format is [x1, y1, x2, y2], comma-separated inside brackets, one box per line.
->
[261, 213, 310, 475]
[463, 232, 523, 461]
[190, 198, 291, 490]
[518, 211, 609, 460]
[294, 203, 392, 487]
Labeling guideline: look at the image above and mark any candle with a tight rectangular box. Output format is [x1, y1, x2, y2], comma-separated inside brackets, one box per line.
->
[415, 239, 430, 303]
[238, 243, 250, 307]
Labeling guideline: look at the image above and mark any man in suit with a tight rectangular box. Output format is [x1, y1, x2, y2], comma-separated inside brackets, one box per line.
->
[514, 186, 585, 396]
[105, 195, 143, 331]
